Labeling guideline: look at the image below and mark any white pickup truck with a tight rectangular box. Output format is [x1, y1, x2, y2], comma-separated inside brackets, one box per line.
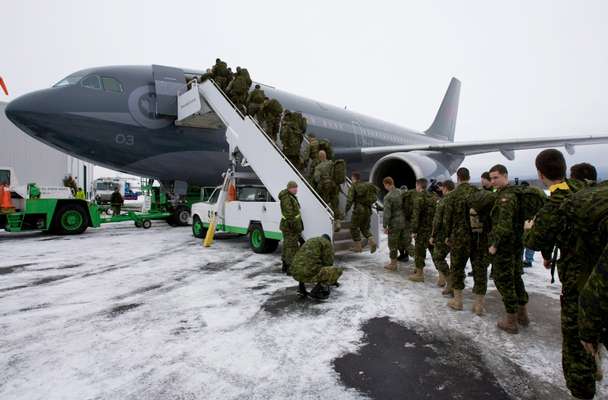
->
[190, 184, 282, 253]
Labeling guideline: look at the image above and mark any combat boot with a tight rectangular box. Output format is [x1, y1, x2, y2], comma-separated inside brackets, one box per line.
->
[472, 294, 485, 316]
[397, 251, 409, 262]
[297, 282, 308, 297]
[368, 237, 377, 254]
[384, 259, 398, 271]
[408, 268, 425, 282]
[448, 289, 464, 311]
[350, 241, 362, 253]
[497, 313, 519, 334]
[310, 283, 330, 300]
[282, 260, 289, 274]
[437, 272, 447, 288]
[517, 305, 530, 327]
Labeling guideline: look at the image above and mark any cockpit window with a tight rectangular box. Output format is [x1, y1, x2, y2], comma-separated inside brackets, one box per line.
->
[81, 75, 102, 90]
[101, 77, 124, 93]
[53, 74, 84, 87]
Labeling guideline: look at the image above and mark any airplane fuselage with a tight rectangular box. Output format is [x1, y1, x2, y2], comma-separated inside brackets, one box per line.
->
[5, 65, 459, 188]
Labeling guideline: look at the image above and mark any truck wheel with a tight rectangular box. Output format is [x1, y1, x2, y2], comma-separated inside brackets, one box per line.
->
[192, 216, 207, 238]
[249, 224, 279, 254]
[175, 206, 190, 226]
[54, 203, 89, 235]
[135, 220, 142, 228]
[142, 220, 152, 229]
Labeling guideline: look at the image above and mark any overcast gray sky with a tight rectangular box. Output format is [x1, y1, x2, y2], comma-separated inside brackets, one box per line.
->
[2, 0, 608, 179]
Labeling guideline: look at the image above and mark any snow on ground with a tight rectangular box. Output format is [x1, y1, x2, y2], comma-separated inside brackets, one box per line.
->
[0, 223, 606, 399]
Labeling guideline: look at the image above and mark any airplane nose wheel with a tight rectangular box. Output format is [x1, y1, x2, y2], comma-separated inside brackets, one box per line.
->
[167, 205, 190, 227]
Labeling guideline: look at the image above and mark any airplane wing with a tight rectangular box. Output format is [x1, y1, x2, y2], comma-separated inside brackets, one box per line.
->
[360, 134, 608, 160]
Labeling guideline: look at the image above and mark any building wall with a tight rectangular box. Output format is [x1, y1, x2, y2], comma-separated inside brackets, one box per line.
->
[0, 101, 94, 192]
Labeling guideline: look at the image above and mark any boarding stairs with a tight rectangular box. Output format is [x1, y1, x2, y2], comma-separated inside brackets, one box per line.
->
[176, 79, 379, 250]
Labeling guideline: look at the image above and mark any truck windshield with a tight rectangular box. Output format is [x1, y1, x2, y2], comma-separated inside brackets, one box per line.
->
[208, 188, 220, 204]
[96, 182, 119, 191]
[0, 169, 10, 185]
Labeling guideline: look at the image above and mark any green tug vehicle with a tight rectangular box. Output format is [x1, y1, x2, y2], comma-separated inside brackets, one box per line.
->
[0, 169, 192, 235]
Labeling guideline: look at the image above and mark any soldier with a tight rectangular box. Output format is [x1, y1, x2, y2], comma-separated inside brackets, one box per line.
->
[279, 181, 303, 275]
[199, 68, 212, 83]
[345, 171, 378, 253]
[226, 66, 250, 113]
[246, 84, 266, 120]
[110, 187, 123, 216]
[481, 171, 493, 191]
[291, 235, 343, 300]
[259, 98, 283, 141]
[399, 186, 415, 262]
[570, 162, 597, 184]
[579, 243, 608, 365]
[525, 150, 597, 399]
[443, 168, 485, 311]
[303, 134, 320, 181]
[409, 179, 436, 283]
[488, 164, 529, 334]
[382, 177, 406, 271]
[430, 180, 454, 289]
[75, 187, 86, 200]
[313, 150, 341, 230]
[280, 111, 306, 170]
[210, 58, 232, 91]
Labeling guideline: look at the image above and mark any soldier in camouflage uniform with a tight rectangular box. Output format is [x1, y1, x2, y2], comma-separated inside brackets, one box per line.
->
[524, 149, 597, 399]
[246, 84, 266, 120]
[410, 178, 436, 283]
[443, 167, 487, 312]
[226, 66, 251, 113]
[279, 181, 303, 275]
[313, 150, 341, 228]
[488, 164, 529, 334]
[280, 111, 306, 170]
[291, 235, 343, 300]
[302, 134, 320, 181]
[210, 58, 232, 91]
[579, 243, 608, 368]
[345, 171, 378, 253]
[382, 177, 406, 271]
[430, 180, 454, 289]
[259, 98, 283, 141]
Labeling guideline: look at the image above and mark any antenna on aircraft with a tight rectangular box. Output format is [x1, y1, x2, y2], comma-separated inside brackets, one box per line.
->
[0, 76, 8, 96]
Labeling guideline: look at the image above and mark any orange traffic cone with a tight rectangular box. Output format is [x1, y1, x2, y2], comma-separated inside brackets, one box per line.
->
[0, 185, 14, 213]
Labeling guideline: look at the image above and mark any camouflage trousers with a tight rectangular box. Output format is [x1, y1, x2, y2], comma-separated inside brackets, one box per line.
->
[281, 230, 300, 269]
[431, 238, 450, 276]
[414, 232, 432, 270]
[319, 184, 342, 220]
[450, 234, 490, 295]
[560, 289, 597, 399]
[294, 266, 344, 284]
[401, 223, 414, 256]
[350, 206, 372, 242]
[387, 228, 407, 260]
[491, 247, 528, 314]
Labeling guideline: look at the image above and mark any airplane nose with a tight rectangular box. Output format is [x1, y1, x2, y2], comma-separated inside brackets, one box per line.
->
[4, 89, 61, 139]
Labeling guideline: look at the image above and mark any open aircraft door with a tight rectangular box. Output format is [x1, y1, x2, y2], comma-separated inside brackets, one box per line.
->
[152, 65, 186, 117]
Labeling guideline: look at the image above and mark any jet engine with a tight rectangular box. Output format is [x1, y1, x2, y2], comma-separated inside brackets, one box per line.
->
[369, 151, 453, 193]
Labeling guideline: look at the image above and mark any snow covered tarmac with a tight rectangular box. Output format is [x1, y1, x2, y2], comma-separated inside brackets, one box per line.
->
[0, 223, 606, 399]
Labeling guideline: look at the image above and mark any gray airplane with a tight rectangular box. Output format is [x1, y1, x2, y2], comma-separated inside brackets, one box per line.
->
[5, 64, 608, 198]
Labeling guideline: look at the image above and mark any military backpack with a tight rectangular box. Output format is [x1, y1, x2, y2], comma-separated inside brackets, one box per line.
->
[504, 185, 546, 227]
[333, 159, 346, 185]
[357, 182, 378, 207]
[401, 190, 414, 220]
[562, 182, 608, 248]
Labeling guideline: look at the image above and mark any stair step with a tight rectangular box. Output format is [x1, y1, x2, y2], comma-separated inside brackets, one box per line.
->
[333, 229, 352, 241]
[333, 239, 354, 252]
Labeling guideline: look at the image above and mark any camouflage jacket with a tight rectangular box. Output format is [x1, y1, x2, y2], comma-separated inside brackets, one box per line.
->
[291, 236, 334, 281]
[443, 182, 478, 244]
[411, 191, 436, 235]
[431, 192, 451, 241]
[279, 189, 303, 233]
[383, 188, 405, 230]
[488, 186, 520, 249]
[578, 243, 608, 344]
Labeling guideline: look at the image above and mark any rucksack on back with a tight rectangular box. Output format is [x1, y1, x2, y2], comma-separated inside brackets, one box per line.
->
[333, 159, 346, 184]
[564, 183, 608, 246]
[358, 182, 378, 207]
[401, 190, 414, 220]
[517, 186, 546, 222]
